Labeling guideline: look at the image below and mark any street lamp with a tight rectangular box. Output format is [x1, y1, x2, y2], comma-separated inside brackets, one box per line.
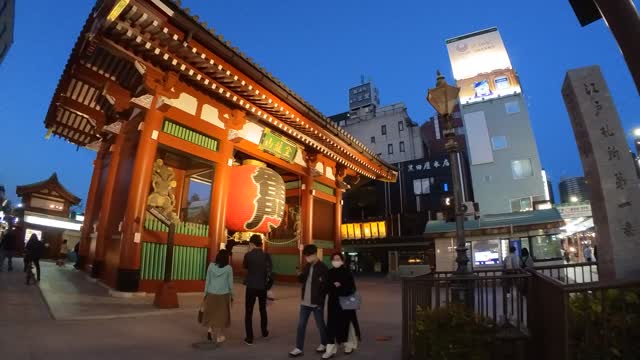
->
[427, 71, 470, 276]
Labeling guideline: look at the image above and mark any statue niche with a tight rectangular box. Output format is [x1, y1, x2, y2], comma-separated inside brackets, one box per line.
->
[147, 159, 180, 224]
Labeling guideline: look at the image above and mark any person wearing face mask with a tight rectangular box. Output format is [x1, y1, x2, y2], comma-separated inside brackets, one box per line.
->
[288, 244, 329, 358]
[322, 252, 361, 358]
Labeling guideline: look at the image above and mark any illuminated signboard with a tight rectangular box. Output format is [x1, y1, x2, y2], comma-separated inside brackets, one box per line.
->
[446, 27, 512, 81]
[24, 228, 43, 243]
[378, 221, 387, 238]
[353, 223, 362, 239]
[363, 223, 371, 239]
[456, 69, 522, 105]
[371, 222, 379, 238]
[342, 221, 387, 240]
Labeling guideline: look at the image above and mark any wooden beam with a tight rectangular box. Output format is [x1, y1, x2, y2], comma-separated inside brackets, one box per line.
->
[58, 96, 105, 130]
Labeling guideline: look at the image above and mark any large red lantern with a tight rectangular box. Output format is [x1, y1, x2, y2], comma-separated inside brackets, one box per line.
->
[225, 160, 286, 233]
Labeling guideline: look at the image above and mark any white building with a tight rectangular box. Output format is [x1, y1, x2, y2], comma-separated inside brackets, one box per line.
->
[331, 82, 424, 164]
[446, 28, 548, 215]
[0, 0, 15, 64]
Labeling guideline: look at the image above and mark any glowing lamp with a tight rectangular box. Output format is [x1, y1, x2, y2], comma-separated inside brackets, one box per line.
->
[427, 71, 460, 117]
[225, 160, 285, 233]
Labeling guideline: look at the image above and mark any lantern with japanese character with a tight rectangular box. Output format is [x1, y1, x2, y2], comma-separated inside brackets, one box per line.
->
[225, 160, 286, 233]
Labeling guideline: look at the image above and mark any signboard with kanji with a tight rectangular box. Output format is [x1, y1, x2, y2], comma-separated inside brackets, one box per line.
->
[259, 129, 298, 163]
[562, 65, 640, 280]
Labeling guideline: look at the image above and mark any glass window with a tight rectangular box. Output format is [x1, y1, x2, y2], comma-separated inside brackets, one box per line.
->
[491, 136, 508, 150]
[398, 121, 404, 131]
[531, 235, 562, 261]
[512, 159, 533, 179]
[505, 101, 520, 114]
[181, 170, 214, 224]
[472, 239, 501, 266]
[399, 141, 405, 152]
[413, 178, 431, 195]
[370, 136, 375, 144]
[510, 197, 533, 212]
[388, 144, 393, 154]
[381, 125, 387, 135]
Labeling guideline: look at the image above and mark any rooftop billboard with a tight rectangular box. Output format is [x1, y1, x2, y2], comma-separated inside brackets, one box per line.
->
[446, 28, 512, 81]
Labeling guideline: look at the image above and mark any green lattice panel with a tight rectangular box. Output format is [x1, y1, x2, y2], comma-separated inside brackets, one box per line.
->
[140, 242, 208, 281]
[163, 119, 218, 151]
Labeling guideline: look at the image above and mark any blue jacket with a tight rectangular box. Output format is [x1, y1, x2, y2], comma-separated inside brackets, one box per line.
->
[205, 263, 233, 297]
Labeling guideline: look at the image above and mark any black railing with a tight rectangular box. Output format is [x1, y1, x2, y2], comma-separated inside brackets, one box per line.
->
[535, 261, 599, 285]
[402, 269, 531, 360]
[528, 263, 640, 360]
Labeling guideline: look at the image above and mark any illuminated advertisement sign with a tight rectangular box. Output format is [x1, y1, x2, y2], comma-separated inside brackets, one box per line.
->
[446, 27, 512, 81]
[456, 69, 522, 105]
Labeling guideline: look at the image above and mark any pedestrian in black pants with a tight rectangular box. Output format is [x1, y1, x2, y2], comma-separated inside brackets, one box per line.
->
[0, 227, 18, 272]
[24, 233, 44, 282]
[242, 234, 273, 345]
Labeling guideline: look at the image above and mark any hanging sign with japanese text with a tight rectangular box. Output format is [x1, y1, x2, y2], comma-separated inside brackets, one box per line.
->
[259, 129, 298, 163]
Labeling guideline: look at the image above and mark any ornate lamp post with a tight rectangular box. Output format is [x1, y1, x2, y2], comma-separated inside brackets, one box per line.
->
[427, 71, 470, 276]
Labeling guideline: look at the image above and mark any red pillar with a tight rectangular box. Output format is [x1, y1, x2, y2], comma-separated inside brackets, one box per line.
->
[207, 136, 233, 262]
[334, 187, 343, 252]
[78, 144, 108, 270]
[301, 174, 314, 247]
[118, 98, 164, 291]
[92, 129, 126, 278]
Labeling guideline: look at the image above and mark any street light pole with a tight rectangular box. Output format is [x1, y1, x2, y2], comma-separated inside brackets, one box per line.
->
[444, 117, 470, 274]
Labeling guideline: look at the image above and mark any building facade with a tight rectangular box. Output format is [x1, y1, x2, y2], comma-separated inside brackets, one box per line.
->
[43, 0, 396, 293]
[559, 176, 591, 204]
[331, 82, 424, 164]
[446, 28, 547, 215]
[0, 0, 15, 64]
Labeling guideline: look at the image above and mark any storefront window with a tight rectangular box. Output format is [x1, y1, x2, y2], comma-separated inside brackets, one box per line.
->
[531, 235, 562, 261]
[472, 239, 501, 266]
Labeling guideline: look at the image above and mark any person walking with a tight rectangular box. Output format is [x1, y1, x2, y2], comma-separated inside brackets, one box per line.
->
[520, 248, 534, 269]
[24, 233, 44, 282]
[583, 244, 594, 262]
[243, 234, 272, 345]
[73, 242, 81, 269]
[0, 227, 18, 272]
[289, 244, 329, 358]
[323, 252, 361, 359]
[202, 249, 233, 344]
[503, 246, 520, 295]
[57, 239, 69, 266]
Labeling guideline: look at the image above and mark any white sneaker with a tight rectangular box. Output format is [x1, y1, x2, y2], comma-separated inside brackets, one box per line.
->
[289, 348, 303, 357]
[344, 344, 354, 354]
[322, 344, 337, 359]
[316, 344, 326, 353]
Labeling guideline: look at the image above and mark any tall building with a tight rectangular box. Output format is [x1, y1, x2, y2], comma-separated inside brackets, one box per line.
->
[0, 0, 15, 64]
[446, 28, 546, 215]
[331, 82, 424, 164]
[559, 176, 590, 204]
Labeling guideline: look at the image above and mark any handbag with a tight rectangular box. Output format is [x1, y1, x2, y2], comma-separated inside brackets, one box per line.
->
[339, 292, 362, 310]
[197, 296, 205, 324]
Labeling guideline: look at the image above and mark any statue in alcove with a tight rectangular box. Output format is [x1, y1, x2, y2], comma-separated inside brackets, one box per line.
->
[147, 159, 180, 224]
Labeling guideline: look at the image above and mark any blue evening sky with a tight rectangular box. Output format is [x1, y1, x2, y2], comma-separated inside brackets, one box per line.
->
[1, 0, 639, 206]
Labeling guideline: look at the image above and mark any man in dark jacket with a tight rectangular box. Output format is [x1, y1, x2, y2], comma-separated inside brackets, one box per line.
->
[0, 227, 18, 271]
[288, 244, 329, 358]
[243, 234, 273, 345]
[24, 234, 44, 281]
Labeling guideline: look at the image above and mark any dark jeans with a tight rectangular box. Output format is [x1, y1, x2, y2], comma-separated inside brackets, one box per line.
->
[24, 258, 41, 281]
[0, 251, 13, 271]
[296, 305, 327, 351]
[245, 288, 268, 340]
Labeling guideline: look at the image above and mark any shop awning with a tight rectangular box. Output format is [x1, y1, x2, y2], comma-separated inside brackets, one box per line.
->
[424, 208, 565, 238]
[23, 211, 83, 231]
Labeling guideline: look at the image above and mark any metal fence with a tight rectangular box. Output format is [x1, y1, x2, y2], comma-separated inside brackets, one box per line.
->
[528, 265, 640, 360]
[401, 269, 531, 360]
[535, 262, 599, 285]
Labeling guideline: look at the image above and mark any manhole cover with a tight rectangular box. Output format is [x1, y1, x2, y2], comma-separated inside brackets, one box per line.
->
[192, 341, 218, 350]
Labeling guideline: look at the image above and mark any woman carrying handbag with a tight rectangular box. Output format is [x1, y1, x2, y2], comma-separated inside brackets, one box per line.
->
[200, 249, 233, 343]
[323, 252, 361, 359]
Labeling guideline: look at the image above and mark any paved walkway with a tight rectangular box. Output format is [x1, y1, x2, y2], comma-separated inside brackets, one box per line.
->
[0, 260, 401, 360]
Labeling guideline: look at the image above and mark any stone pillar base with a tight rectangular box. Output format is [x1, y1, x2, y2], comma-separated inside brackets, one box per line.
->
[91, 260, 104, 278]
[154, 281, 179, 309]
[116, 268, 140, 292]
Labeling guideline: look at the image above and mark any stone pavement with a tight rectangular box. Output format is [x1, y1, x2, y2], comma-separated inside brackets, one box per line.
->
[0, 260, 401, 360]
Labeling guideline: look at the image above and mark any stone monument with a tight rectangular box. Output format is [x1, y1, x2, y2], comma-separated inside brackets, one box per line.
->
[562, 65, 640, 281]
